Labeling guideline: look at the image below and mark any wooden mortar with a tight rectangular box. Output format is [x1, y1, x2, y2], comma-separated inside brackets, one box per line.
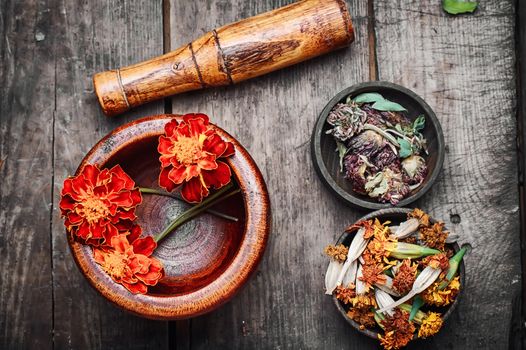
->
[93, 0, 354, 116]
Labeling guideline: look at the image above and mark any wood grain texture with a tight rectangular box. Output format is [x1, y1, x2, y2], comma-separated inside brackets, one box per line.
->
[0, 0, 54, 348]
[169, 0, 373, 348]
[374, 1, 520, 349]
[50, 0, 169, 348]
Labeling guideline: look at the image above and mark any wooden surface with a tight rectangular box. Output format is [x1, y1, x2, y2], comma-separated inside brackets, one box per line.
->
[0, 0, 523, 349]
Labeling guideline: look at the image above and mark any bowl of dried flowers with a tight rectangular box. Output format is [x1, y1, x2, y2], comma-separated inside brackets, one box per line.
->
[311, 81, 444, 209]
[324, 208, 466, 349]
[61, 114, 270, 319]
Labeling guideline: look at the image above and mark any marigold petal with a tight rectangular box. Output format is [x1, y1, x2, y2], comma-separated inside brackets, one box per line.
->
[159, 167, 177, 192]
[59, 195, 76, 212]
[80, 164, 100, 187]
[110, 164, 135, 189]
[121, 281, 148, 294]
[201, 161, 232, 189]
[107, 191, 134, 207]
[132, 236, 157, 257]
[197, 153, 218, 171]
[203, 134, 228, 157]
[158, 135, 174, 155]
[168, 166, 191, 185]
[110, 234, 131, 253]
[126, 225, 142, 244]
[181, 177, 208, 203]
[164, 119, 180, 137]
[183, 113, 210, 136]
[222, 141, 235, 157]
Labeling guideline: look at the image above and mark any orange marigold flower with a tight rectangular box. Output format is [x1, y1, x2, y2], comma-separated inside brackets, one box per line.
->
[93, 230, 164, 294]
[408, 208, 430, 227]
[419, 222, 448, 250]
[60, 164, 142, 246]
[417, 312, 443, 338]
[324, 244, 348, 263]
[422, 253, 449, 270]
[392, 259, 417, 294]
[347, 292, 377, 328]
[158, 114, 235, 203]
[360, 261, 387, 291]
[379, 309, 416, 349]
[421, 276, 461, 306]
[335, 284, 356, 304]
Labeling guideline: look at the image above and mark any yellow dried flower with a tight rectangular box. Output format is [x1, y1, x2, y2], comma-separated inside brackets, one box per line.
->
[421, 276, 461, 306]
[334, 284, 356, 304]
[418, 312, 443, 338]
[324, 244, 348, 263]
[419, 222, 448, 250]
[392, 259, 417, 294]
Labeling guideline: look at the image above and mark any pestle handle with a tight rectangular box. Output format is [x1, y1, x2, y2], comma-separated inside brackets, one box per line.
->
[93, 0, 354, 116]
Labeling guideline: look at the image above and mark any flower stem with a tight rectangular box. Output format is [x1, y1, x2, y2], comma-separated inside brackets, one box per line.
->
[408, 295, 425, 321]
[438, 247, 467, 290]
[364, 123, 400, 148]
[154, 184, 241, 243]
[139, 187, 238, 222]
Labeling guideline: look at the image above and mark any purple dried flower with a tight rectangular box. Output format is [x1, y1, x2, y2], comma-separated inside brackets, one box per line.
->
[326, 103, 367, 142]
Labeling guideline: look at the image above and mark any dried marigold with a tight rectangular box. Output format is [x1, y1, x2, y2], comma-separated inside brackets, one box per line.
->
[418, 312, 443, 338]
[334, 284, 356, 304]
[93, 231, 164, 294]
[379, 309, 416, 349]
[360, 261, 387, 291]
[408, 208, 430, 227]
[419, 222, 448, 250]
[421, 276, 460, 306]
[400, 236, 417, 244]
[422, 253, 449, 270]
[324, 244, 348, 263]
[346, 219, 375, 239]
[158, 114, 235, 203]
[392, 259, 417, 294]
[60, 164, 142, 246]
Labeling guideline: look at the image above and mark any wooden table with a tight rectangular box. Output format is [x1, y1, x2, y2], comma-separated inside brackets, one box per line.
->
[1, 0, 523, 349]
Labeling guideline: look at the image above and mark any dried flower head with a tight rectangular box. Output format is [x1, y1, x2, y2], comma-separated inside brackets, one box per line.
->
[379, 309, 416, 349]
[347, 292, 377, 328]
[324, 244, 349, 263]
[334, 284, 356, 304]
[392, 259, 417, 295]
[326, 102, 367, 142]
[360, 261, 387, 291]
[347, 308, 376, 328]
[408, 208, 430, 227]
[422, 253, 450, 270]
[421, 275, 461, 306]
[419, 222, 449, 250]
[418, 312, 443, 338]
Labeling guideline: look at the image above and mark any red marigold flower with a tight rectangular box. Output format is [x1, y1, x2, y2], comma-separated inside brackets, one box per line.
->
[157, 114, 235, 203]
[60, 164, 142, 246]
[93, 229, 164, 294]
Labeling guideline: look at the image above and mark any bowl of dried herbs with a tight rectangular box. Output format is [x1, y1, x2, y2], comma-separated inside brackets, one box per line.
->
[311, 81, 444, 209]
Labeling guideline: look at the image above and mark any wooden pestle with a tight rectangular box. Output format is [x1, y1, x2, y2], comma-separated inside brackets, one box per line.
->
[93, 0, 354, 116]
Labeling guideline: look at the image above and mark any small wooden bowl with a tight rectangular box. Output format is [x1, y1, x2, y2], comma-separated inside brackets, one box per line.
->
[68, 115, 271, 320]
[332, 208, 465, 339]
[311, 81, 445, 210]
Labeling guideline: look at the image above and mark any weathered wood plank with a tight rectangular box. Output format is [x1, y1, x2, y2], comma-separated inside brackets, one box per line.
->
[0, 0, 55, 348]
[169, 0, 374, 348]
[51, 0, 169, 348]
[374, 1, 520, 349]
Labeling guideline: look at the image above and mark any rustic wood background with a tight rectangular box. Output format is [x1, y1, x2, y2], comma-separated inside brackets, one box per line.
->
[0, 0, 524, 349]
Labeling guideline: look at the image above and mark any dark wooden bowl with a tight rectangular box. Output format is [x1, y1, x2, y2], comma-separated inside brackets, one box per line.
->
[68, 115, 271, 320]
[311, 81, 445, 210]
[332, 208, 465, 339]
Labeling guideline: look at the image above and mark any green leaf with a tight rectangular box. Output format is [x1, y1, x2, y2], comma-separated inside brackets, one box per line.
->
[443, 0, 478, 15]
[372, 100, 407, 112]
[335, 141, 348, 172]
[412, 115, 426, 132]
[397, 138, 413, 158]
[353, 92, 385, 104]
